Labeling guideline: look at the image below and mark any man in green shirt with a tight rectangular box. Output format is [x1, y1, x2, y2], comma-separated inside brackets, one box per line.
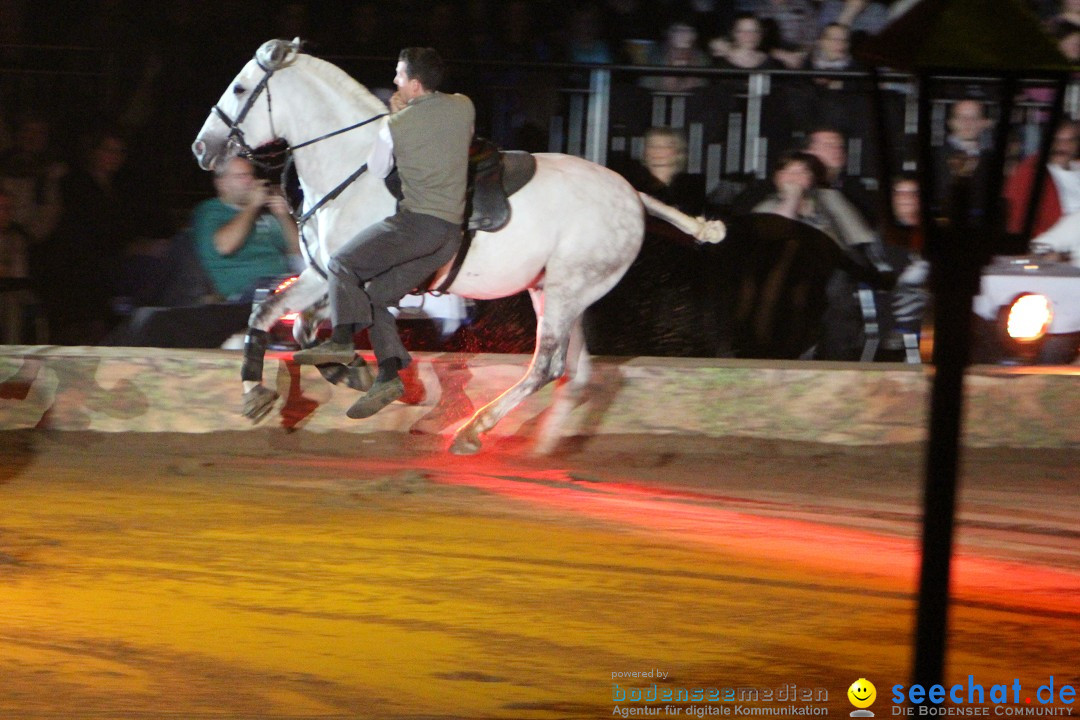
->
[191, 156, 300, 301]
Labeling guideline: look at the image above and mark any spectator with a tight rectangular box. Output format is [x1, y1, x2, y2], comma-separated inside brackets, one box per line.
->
[815, 0, 890, 38]
[588, 127, 718, 357]
[709, 13, 784, 70]
[931, 98, 996, 221]
[880, 173, 929, 357]
[799, 23, 874, 142]
[753, 151, 876, 249]
[42, 128, 170, 344]
[805, 126, 879, 225]
[191, 156, 301, 302]
[640, 19, 712, 93]
[0, 114, 66, 244]
[753, 0, 818, 67]
[753, 150, 885, 359]
[1004, 119, 1080, 236]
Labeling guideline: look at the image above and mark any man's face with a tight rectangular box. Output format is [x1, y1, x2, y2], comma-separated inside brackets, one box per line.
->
[394, 60, 422, 102]
[948, 101, 990, 143]
[216, 158, 257, 205]
[808, 131, 845, 172]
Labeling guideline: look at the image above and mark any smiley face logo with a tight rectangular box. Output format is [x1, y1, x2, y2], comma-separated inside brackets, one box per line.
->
[848, 678, 877, 709]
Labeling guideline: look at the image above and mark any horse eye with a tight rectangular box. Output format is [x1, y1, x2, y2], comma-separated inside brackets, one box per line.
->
[232, 84, 246, 96]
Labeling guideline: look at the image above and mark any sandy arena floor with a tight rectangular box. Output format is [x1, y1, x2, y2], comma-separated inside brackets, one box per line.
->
[0, 430, 1077, 719]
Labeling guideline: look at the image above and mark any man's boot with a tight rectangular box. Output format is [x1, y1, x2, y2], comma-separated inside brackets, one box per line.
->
[291, 340, 356, 365]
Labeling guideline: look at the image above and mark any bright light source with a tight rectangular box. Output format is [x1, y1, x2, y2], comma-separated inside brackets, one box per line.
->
[1006, 293, 1052, 342]
[278, 311, 299, 325]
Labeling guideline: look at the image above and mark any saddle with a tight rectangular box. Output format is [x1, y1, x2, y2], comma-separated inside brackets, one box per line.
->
[383, 137, 536, 233]
[386, 138, 537, 294]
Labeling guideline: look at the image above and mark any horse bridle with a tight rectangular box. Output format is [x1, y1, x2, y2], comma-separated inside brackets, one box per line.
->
[211, 54, 388, 275]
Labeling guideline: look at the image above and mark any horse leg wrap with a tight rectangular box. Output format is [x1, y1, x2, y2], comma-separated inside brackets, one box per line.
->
[241, 329, 270, 382]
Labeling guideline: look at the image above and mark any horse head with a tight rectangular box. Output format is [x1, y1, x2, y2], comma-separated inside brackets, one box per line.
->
[191, 38, 302, 171]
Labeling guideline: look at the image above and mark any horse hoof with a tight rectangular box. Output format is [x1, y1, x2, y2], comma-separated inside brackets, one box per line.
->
[242, 385, 279, 423]
[449, 429, 482, 455]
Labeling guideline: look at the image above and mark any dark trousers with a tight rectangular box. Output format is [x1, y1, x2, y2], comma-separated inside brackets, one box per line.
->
[327, 210, 461, 368]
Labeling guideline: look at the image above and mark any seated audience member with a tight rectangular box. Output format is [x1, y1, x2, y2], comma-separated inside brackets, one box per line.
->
[1004, 119, 1080, 236]
[43, 128, 170, 344]
[805, 126, 878, 225]
[191, 156, 301, 302]
[639, 19, 712, 93]
[587, 127, 719, 357]
[881, 174, 929, 355]
[709, 13, 785, 70]
[753, 151, 875, 249]
[0, 114, 66, 243]
[753, 151, 888, 359]
[815, 0, 890, 36]
[931, 98, 995, 221]
[618, 127, 706, 215]
[753, 0, 817, 67]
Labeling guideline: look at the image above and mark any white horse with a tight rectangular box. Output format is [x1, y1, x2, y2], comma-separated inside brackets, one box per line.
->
[192, 39, 724, 454]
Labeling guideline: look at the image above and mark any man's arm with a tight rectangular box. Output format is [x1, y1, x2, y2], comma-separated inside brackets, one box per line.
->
[367, 118, 395, 179]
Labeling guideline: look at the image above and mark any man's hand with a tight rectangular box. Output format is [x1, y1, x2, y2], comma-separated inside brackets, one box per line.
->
[265, 189, 292, 219]
[389, 91, 407, 113]
[248, 180, 270, 209]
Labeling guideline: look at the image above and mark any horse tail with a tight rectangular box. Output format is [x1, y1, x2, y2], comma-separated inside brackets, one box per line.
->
[638, 192, 726, 244]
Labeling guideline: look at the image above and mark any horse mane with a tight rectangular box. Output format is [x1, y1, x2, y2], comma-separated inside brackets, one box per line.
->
[291, 53, 388, 117]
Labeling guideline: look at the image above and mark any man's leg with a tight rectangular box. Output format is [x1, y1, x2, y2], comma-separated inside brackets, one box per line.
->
[345, 216, 461, 419]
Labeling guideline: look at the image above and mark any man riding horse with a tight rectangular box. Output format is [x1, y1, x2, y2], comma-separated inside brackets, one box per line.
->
[292, 47, 474, 419]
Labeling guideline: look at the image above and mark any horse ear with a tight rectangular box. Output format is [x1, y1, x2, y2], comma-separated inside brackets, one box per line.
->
[256, 39, 299, 70]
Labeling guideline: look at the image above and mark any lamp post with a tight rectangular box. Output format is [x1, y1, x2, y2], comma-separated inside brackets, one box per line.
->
[857, 0, 1072, 690]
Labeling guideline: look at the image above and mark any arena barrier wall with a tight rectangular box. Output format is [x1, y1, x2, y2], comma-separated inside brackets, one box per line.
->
[0, 346, 1077, 448]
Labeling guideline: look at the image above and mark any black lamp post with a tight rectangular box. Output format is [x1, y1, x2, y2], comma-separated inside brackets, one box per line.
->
[857, 0, 1073, 691]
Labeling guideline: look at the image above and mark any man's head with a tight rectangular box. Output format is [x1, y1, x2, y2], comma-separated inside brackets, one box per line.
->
[214, 156, 259, 206]
[1050, 120, 1080, 168]
[395, 47, 445, 102]
[806, 128, 846, 181]
[947, 99, 991, 144]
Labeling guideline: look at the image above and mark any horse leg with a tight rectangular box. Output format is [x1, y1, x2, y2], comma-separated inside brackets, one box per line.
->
[450, 287, 577, 455]
[241, 270, 328, 422]
[565, 316, 591, 390]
